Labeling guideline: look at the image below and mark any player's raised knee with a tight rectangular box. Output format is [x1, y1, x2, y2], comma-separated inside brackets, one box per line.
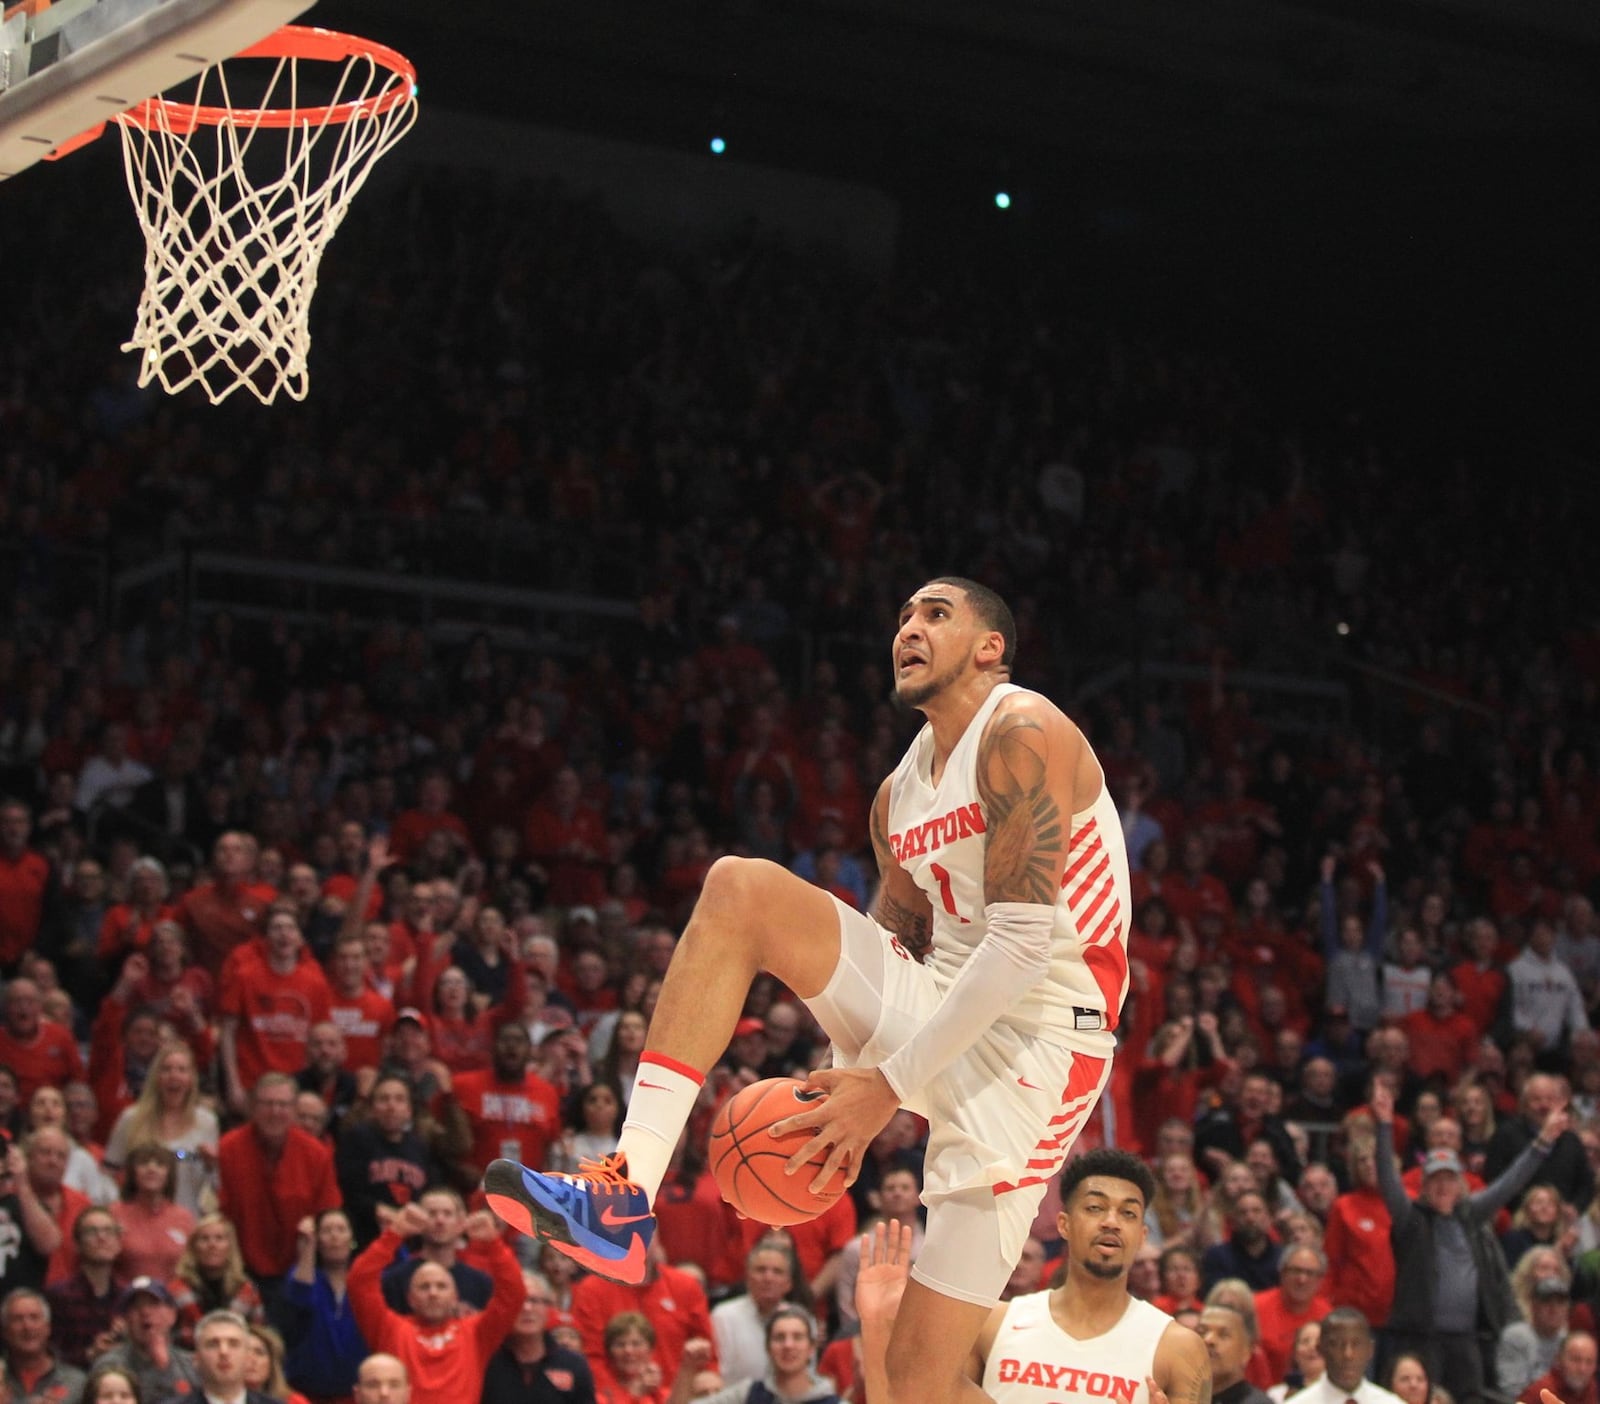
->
[699, 853, 763, 909]
[700, 854, 798, 910]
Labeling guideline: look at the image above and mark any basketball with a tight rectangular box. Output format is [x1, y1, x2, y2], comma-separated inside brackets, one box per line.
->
[709, 1077, 848, 1225]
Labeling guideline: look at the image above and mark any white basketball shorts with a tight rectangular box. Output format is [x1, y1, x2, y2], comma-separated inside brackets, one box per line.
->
[802, 894, 1114, 1306]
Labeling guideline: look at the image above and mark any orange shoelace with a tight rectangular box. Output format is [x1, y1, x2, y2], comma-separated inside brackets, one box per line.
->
[570, 1152, 635, 1194]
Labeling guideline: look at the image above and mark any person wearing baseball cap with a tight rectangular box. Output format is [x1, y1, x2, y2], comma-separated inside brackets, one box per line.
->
[90, 1275, 203, 1403]
[1497, 1273, 1574, 1398]
[375, 1011, 454, 1118]
[393, 1008, 430, 1037]
[1371, 1079, 1570, 1404]
[724, 1019, 767, 1080]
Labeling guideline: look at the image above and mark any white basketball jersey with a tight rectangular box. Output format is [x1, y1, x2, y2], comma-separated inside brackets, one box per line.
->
[983, 1291, 1170, 1404]
[885, 683, 1133, 1043]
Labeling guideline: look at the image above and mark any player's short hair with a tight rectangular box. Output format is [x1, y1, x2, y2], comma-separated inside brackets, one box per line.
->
[922, 576, 1017, 670]
[1059, 1148, 1157, 1211]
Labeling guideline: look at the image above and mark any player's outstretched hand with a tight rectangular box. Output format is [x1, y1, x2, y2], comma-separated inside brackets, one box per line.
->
[770, 1066, 899, 1192]
[1147, 1378, 1170, 1404]
[855, 1219, 911, 1329]
[1542, 1390, 1567, 1404]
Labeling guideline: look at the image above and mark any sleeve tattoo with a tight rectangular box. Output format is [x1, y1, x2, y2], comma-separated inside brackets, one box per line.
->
[975, 712, 1064, 905]
[870, 793, 932, 963]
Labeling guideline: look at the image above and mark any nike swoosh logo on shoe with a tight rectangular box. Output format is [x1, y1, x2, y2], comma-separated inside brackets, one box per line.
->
[600, 1206, 652, 1227]
[551, 1230, 649, 1283]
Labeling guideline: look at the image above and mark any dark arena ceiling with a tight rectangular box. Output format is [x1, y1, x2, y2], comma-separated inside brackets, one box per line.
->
[325, 0, 1598, 181]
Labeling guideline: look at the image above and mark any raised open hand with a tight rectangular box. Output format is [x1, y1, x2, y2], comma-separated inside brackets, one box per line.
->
[855, 1218, 912, 1329]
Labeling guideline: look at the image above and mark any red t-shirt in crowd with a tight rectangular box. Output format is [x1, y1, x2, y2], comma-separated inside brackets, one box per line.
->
[1451, 960, 1509, 1035]
[217, 1124, 341, 1278]
[349, 1226, 524, 1404]
[450, 1067, 563, 1178]
[730, 1191, 858, 1283]
[571, 1263, 716, 1382]
[0, 849, 51, 968]
[1402, 1007, 1480, 1083]
[96, 903, 177, 963]
[177, 879, 278, 978]
[1253, 1286, 1332, 1380]
[44, 1184, 92, 1286]
[388, 809, 474, 865]
[0, 1021, 86, 1102]
[1161, 871, 1235, 929]
[328, 988, 396, 1071]
[1324, 1186, 1394, 1328]
[654, 1171, 742, 1290]
[321, 873, 384, 923]
[220, 958, 333, 1094]
[523, 804, 608, 907]
[1520, 1370, 1599, 1404]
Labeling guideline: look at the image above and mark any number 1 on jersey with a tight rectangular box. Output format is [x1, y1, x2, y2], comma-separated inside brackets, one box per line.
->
[929, 861, 971, 925]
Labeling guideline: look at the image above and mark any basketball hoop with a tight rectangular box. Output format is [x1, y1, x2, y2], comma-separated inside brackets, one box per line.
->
[111, 25, 417, 404]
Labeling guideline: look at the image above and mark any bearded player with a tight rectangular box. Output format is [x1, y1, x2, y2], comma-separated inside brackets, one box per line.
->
[487, 576, 1135, 1404]
[857, 1148, 1211, 1404]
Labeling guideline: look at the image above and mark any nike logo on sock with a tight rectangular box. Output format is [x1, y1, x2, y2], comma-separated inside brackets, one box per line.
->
[637, 1080, 671, 1092]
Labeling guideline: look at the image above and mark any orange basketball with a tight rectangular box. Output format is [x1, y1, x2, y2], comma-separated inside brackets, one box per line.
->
[708, 1076, 848, 1225]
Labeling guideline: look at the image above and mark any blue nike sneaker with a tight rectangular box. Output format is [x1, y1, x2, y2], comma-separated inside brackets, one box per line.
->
[484, 1152, 654, 1284]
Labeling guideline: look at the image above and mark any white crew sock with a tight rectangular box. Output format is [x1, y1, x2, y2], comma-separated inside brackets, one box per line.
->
[617, 1051, 704, 1202]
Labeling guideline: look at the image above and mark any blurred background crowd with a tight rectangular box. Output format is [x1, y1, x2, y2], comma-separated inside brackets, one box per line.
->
[1, 152, 1599, 1404]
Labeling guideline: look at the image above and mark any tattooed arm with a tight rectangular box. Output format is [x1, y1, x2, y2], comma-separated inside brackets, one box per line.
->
[975, 699, 1073, 905]
[1152, 1319, 1213, 1404]
[869, 776, 935, 962]
[875, 694, 1080, 1101]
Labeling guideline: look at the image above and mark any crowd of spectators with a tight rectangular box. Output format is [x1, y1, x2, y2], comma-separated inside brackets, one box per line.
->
[1, 157, 1599, 1404]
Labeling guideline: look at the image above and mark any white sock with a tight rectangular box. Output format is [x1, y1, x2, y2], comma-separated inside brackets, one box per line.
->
[618, 1051, 704, 1202]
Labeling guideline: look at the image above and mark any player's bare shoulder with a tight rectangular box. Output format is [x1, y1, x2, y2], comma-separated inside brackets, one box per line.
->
[1153, 1316, 1212, 1404]
[975, 689, 1085, 905]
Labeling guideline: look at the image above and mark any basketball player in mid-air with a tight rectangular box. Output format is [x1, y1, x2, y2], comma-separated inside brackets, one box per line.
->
[486, 576, 1135, 1404]
[855, 1148, 1211, 1404]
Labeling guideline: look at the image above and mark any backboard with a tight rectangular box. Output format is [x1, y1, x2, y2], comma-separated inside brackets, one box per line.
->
[0, 0, 317, 179]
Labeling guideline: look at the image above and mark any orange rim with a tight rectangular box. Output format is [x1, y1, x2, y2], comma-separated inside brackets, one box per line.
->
[116, 24, 415, 133]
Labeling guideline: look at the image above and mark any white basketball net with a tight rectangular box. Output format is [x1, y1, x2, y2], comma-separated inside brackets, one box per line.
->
[113, 38, 417, 405]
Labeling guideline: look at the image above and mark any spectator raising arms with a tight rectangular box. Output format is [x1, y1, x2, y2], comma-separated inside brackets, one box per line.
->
[347, 1201, 523, 1404]
[283, 1210, 367, 1402]
[1374, 1079, 1567, 1404]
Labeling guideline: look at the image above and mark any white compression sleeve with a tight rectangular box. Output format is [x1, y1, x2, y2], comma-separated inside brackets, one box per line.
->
[877, 901, 1054, 1101]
